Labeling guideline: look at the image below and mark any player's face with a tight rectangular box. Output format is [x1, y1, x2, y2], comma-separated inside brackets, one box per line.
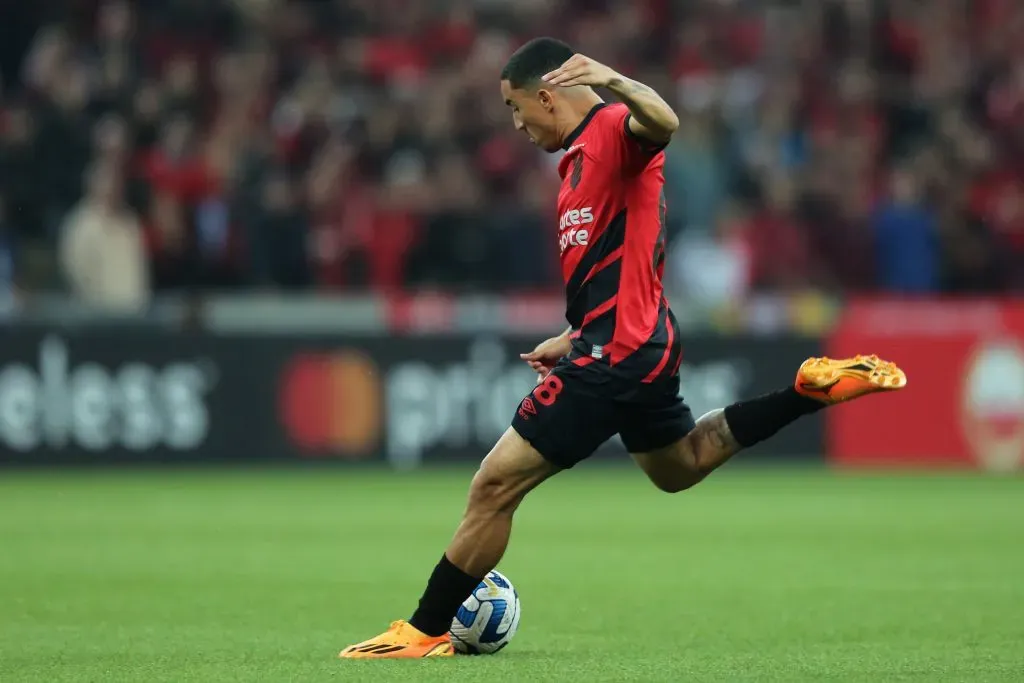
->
[501, 79, 561, 153]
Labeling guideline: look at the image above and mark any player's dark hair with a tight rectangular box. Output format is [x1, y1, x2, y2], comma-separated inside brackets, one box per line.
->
[500, 37, 576, 89]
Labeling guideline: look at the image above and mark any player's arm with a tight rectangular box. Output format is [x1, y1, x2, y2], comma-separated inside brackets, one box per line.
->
[606, 76, 679, 144]
[520, 327, 573, 378]
[543, 54, 679, 144]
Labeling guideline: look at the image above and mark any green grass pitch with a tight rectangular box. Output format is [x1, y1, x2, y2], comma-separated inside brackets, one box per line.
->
[1, 465, 1022, 682]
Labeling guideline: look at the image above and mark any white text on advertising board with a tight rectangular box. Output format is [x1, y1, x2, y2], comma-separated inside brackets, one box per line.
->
[0, 336, 214, 452]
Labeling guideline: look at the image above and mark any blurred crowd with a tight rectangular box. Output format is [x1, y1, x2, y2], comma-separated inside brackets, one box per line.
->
[1, 0, 1023, 313]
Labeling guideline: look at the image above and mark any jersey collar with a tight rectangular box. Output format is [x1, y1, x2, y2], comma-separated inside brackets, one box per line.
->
[561, 102, 608, 150]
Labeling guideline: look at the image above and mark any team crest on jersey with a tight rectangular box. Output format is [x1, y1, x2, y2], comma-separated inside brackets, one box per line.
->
[570, 153, 584, 190]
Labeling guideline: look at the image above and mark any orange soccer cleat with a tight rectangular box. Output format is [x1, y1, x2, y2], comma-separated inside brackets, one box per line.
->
[338, 620, 455, 659]
[795, 354, 907, 404]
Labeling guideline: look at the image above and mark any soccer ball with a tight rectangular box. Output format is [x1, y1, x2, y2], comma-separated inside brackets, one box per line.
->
[449, 570, 520, 654]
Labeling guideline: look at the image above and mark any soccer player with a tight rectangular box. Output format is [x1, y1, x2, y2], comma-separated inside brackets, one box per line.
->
[340, 37, 906, 659]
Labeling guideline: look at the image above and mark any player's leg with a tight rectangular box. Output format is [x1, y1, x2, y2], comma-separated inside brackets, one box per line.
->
[339, 428, 556, 659]
[409, 428, 557, 634]
[340, 371, 618, 659]
[630, 354, 906, 492]
[629, 407, 749, 492]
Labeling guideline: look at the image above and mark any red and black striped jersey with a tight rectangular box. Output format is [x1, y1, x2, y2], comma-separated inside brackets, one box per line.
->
[554, 102, 682, 398]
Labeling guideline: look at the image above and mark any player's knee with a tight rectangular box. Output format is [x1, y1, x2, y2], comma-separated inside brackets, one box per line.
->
[653, 475, 699, 494]
[652, 440, 707, 493]
[464, 428, 554, 516]
[466, 467, 522, 516]
[651, 462, 701, 493]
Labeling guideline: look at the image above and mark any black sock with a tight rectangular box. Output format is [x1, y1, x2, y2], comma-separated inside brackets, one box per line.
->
[723, 386, 825, 449]
[408, 554, 482, 637]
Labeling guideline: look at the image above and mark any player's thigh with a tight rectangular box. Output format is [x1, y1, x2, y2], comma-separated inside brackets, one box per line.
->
[469, 427, 561, 514]
[510, 371, 619, 470]
[619, 387, 700, 492]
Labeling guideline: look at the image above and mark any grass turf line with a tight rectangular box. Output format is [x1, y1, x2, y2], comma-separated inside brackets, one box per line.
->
[0, 467, 1021, 682]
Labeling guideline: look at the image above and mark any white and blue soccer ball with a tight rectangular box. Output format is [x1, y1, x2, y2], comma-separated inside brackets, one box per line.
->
[449, 570, 520, 654]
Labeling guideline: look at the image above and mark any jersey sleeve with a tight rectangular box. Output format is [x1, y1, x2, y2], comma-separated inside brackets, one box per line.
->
[602, 104, 667, 174]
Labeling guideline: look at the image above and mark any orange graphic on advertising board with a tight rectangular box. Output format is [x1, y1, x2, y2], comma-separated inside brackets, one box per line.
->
[279, 351, 381, 457]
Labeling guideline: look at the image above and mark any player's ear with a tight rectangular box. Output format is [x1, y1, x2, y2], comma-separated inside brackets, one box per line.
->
[537, 87, 555, 111]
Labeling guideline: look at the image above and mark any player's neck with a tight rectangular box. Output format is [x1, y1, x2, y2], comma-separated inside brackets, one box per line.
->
[557, 91, 605, 148]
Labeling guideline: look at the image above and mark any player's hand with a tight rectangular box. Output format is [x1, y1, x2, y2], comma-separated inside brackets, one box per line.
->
[520, 333, 572, 381]
[542, 54, 620, 89]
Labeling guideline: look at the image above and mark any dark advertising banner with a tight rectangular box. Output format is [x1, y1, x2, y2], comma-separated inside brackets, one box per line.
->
[0, 328, 822, 466]
[0, 329, 261, 465]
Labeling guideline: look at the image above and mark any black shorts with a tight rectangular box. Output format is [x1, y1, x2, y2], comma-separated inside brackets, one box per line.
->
[511, 366, 696, 469]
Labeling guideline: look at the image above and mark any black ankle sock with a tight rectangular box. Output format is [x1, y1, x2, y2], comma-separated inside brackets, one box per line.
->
[723, 386, 825, 449]
[408, 554, 482, 637]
